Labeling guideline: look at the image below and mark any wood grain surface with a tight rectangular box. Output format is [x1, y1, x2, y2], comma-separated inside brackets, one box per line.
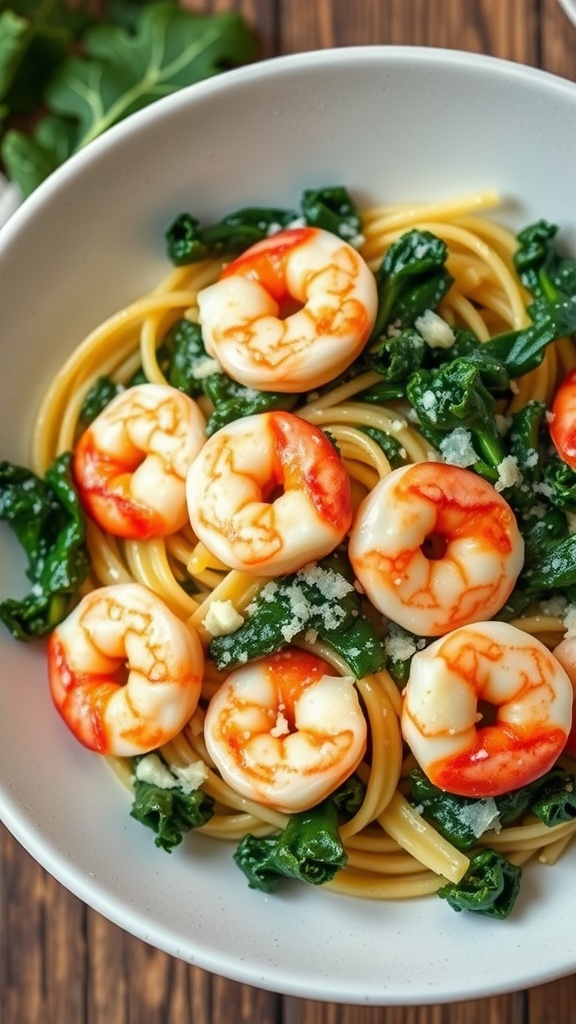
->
[3, 1, 576, 1021]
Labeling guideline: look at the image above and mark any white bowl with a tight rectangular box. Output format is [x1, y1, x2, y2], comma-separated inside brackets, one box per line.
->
[2, 46, 576, 1006]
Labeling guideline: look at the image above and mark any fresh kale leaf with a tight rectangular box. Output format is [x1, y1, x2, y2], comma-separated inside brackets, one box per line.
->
[0, 452, 90, 639]
[433, 328, 511, 393]
[202, 376, 297, 435]
[358, 426, 407, 470]
[0, 2, 90, 123]
[410, 766, 576, 853]
[542, 455, 576, 512]
[80, 375, 124, 425]
[2, 3, 258, 196]
[166, 207, 298, 266]
[479, 299, 576, 379]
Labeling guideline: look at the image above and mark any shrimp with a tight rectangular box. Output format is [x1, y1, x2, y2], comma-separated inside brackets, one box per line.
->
[48, 582, 204, 756]
[348, 462, 524, 637]
[196, 226, 378, 392]
[186, 409, 352, 576]
[203, 648, 367, 813]
[73, 383, 206, 539]
[551, 635, 576, 757]
[549, 367, 576, 470]
[401, 620, 573, 798]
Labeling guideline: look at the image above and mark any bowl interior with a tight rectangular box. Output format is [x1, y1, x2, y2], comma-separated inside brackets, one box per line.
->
[2, 47, 576, 1005]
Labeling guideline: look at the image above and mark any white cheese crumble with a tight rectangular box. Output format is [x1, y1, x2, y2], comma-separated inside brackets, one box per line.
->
[419, 390, 438, 421]
[270, 710, 290, 738]
[134, 753, 208, 794]
[245, 563, 354, 645]
[495, 414, 512, 436]
[171, 761, 210, 794]
[539, 594, 568, 618]
[415, 309, 455, 349]
[439, 427, 478, 468]
[494, 454, 522, 492]
[192, 356, 222, 380]
[456, 798, 501, 839]
[564, 605, 576, 638]
[202, 599, 245, 637]
[384, 625, 426, 662]
[134, 753, 175, 790]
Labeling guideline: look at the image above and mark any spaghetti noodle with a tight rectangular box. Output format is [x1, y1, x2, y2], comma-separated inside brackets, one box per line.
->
[26, 190, 576, 910]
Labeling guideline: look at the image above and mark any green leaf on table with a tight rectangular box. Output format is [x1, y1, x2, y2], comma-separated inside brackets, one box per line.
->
[0, 2, 90, 120]
[1, 2, 258, 195]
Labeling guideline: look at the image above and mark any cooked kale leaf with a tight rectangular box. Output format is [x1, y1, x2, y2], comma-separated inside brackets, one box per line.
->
[0, 453, 90, 639]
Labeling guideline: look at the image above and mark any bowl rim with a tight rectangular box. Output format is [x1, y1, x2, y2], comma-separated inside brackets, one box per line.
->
[4, 43, 576, 247]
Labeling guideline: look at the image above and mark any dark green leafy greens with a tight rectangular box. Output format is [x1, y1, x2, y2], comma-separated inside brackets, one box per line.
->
[0, 1, 258, 196]
[514, 219, 576, 306]
[0, 453, 90, 639]
[369, 229, 454, 341]
[406, 358, 504, 478]
[130, 754, 214, 852]
[437, 850, 522, 919]
[209, 551, 386, 678]
[0, 2, 92, 125]
[409, 767, 576, 854]
[165, 185, 363, 265]
[233, 776, 364, 893]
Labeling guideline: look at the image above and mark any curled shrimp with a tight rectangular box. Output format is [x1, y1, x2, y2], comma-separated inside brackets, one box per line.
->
[73, 383, 206, 539]
[48, 582, 204, 756]
[551, 635, 576, 757]
[549, 367, 576, 470]
[204, 648, 367, 813]
[186, 410, 352, 576]
[348, 462, 524, 637]
[401, 620, 573, 798]
[197, 226, 378, 392]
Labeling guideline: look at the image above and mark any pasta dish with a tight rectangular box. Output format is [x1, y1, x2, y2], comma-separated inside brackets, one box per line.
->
[3, 185, 576, 919]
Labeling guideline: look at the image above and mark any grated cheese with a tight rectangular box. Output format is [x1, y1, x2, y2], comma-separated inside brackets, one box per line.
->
[564, 605, 576, 638]
[134, 754, 209, 794]
[192, 356, 223, 380]
[202, 599, 245, 637]
[415, 309, 455, 349]
[439, 427, 478, 468]
[494, 454, 522, 492]
[456, 798, 501, 839]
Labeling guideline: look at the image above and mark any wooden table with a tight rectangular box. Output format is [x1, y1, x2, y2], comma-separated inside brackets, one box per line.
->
[3, 1, 576, 1021]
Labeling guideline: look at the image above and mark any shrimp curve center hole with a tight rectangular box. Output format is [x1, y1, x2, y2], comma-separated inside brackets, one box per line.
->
[476, 699, 498, 727]
[421, 532, 448, 560]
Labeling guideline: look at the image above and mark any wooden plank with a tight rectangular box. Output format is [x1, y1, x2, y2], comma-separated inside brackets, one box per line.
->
[541, 0, 576, 76]
[282, 992, 524, 1024]
[526, 974, 576, 1023]
[277, 0, 537, 57]
[0, 833, 87, 1024]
